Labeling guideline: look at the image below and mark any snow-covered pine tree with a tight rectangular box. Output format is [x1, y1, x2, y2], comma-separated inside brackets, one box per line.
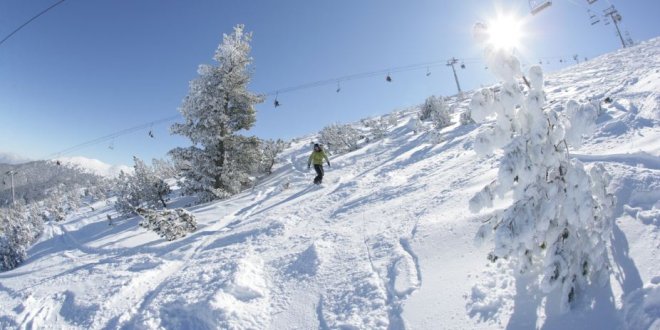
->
[260, 139, 289, 175]
[169, 24, 263, 202]
[319, 123, 361, 154]
[469, 22, 615, 311]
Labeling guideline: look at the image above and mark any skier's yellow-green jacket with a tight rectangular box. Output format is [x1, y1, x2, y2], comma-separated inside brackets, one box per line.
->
[308, 149, 330, 166]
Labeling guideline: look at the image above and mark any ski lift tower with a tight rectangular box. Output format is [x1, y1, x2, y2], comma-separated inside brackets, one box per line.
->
[446, 57, 462, 94]
[603, 5, 627, 48]
[4, 170, 17, 206]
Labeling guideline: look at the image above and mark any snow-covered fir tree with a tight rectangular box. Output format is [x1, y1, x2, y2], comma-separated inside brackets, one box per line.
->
[468, 22, 615, 311]
[319, 123, 361, 154]
[260, 139, 289, 175]
[169, 24, 264, 202]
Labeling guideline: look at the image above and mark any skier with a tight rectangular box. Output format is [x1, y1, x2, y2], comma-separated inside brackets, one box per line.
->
[308, 143, 330, 185]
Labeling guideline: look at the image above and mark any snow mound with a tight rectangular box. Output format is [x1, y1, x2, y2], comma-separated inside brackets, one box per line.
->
[622, 277, 660, 330]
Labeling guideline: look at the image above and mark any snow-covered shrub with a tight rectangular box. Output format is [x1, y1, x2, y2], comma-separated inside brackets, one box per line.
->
[114, 170, 141, 216]
[420, 95, 451, 129]
[0, 204, 43, 271]
[319, 123, 361, 154]
[460, 109, 476, 126]
[388, 113, 399, 127]
[564, 100, 597, 148]
[469, 22, 615, 312]
[137, 208, 197, 241]
[114, 157, 171, 216]
[169, 24, 263, 203]
[132, 157, 171, 209]
[362, 117, 389, 141]
[152, 157, 178, 179]
[260, 139, 289, 175]
[406, 116, 423, 134]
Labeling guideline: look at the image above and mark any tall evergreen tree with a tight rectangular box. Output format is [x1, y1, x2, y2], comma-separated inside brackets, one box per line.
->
[170, 25, 263, 202]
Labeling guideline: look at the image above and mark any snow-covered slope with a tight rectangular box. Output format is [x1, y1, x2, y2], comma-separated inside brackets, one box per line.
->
[1, 38, 658, 329]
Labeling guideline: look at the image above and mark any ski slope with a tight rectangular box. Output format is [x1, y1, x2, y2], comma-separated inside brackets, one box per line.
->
[1, 38, 659, 329]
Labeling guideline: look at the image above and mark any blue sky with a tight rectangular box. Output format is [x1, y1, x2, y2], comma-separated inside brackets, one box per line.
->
[1, 0, 658, 166]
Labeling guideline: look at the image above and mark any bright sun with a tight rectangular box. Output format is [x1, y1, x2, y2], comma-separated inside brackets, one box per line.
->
[487, 13, 524, 50]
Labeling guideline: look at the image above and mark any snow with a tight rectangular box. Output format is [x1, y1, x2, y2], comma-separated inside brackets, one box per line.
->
[1, 37, 659, 329]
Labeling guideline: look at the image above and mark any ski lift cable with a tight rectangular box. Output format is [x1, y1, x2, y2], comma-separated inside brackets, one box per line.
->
[42, 52, 576, 160]
[264, 58, 483, 96]
[45, 115, 179, 159]
[0, 0, 68, 47]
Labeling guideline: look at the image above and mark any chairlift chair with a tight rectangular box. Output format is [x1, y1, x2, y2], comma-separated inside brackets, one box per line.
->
[274, 92, 281, 107]
[148, 130, 154, 138]
[588, 10, 601, 25]
[386, 74, 392, 82]
[529, 0, 552, 15]
[426, 67, 431, 76]
[460, 62, 466, 69]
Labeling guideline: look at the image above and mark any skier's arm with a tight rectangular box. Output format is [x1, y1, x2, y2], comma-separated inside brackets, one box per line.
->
[308, 153, 312, 168]
[324, 152, 330, 166]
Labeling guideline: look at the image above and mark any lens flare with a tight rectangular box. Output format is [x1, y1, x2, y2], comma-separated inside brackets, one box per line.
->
[487, 13, 524, 51]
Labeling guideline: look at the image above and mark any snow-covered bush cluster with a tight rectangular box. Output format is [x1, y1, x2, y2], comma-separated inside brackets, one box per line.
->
[260, 139, 289, 175]
[469, 22, 615, 311]
[137, 207, 197, 241]
[114, 157, 171, 216]
[419, 95, 451, 129]
[169, 24, 264, 203]
[362, 117, 390, 141]
[319, 123, 361, 154]
[0, 204, 43, 270]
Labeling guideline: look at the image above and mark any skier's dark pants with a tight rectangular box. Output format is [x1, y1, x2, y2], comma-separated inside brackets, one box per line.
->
[313, 164, 324, 184]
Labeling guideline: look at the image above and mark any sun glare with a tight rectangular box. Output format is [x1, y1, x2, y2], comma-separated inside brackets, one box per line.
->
[487, 13, 524, 50]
